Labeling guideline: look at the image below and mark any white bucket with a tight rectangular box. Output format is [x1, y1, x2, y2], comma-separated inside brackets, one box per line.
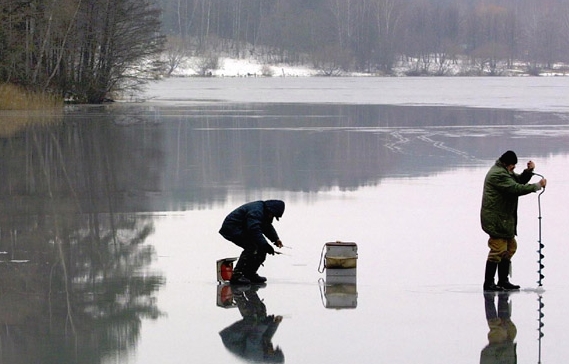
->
[318, 241, 358, 273]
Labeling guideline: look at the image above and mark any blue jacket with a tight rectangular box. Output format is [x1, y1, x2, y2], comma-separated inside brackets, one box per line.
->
[219, 200, 285, 247]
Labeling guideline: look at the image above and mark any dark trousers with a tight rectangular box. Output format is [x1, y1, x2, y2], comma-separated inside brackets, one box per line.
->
[230, 235, 267, 275]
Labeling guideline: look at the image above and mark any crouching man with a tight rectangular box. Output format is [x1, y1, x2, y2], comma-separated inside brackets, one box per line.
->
[219, 200, 285, 285]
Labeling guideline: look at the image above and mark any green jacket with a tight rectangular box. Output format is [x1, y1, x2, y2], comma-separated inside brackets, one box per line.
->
[480, 160, 540, 239]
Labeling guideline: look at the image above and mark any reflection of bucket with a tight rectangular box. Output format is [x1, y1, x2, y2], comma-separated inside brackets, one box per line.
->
[216, 284, 237, 308]
[217, 258, 238, 283]
[318, 279, 358, 309]
[220, 285, 233, 304]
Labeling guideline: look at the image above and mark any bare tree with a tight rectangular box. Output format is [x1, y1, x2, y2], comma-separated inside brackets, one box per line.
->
[559, 2, 569, 64]
[312, 44, 352, 76]
[163, 36, 191, 76]
[371, 0, 405, 71]
[70, 0, 165, 102]
[0, 0, 164, 103]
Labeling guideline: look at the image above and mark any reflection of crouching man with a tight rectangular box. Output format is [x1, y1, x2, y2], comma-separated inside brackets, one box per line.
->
[219, 286, 284, 363]
[480, 292, 517, 364]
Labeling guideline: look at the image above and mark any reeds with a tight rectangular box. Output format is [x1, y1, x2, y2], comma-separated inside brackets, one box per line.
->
[0, 83, 62, 110]
[0, 84, 63, 137]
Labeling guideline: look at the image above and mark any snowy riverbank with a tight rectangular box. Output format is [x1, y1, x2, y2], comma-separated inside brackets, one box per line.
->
[166, 55, 569, 78]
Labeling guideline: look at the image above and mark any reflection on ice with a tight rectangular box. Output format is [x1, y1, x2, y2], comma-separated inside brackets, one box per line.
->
[2, 92, 569, 363]
[219, 285, 285, 363]
[481, 292, 517, 364]
[480, 291, 547, 364]
[318, 279, 358, 310]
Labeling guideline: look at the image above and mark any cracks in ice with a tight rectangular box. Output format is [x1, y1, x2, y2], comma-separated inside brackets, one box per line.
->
[385, 129, 478, 160]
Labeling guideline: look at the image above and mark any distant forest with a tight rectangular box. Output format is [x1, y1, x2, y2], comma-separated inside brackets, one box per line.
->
[159, 0, 569, 75]
[1, 0, 568, 104]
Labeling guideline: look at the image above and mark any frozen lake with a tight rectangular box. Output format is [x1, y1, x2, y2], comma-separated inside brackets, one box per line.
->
[1, 77, 568, 363]
[145, 76, 569, 112]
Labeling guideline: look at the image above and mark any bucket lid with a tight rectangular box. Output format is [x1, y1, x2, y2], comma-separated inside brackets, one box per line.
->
[325, 241, 356, 246]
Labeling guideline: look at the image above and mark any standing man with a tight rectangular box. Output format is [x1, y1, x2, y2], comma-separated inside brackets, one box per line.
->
[480, 151, 546, 291]
[219, 200, 285, 285]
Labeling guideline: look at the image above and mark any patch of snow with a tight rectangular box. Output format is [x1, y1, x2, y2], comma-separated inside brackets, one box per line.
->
[170, 57, 318, 78]
[0, 259, 30, 263]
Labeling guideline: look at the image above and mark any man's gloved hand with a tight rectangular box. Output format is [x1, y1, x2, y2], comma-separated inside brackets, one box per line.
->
[527, 160, 535, 171]
[265, 243, 275, 255]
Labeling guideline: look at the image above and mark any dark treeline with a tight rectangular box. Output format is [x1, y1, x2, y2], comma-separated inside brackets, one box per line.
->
[2, 0, 568, 103]
[0, 0, 165, 103]
[159, 0, 569, 75]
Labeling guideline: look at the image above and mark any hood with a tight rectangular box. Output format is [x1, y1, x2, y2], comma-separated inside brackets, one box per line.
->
[265, 200, 285, 220]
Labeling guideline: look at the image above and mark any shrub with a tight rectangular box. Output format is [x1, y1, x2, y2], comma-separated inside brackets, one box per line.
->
[261, 64, 274, 77]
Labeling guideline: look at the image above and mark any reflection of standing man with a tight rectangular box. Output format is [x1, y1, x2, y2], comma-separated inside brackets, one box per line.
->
[480, 151, 547, 291]
[219, 286, 284, 363]
[480, 292, 517, 364]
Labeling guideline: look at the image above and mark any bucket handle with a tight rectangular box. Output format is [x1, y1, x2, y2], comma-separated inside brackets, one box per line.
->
[318, 278, 327, 307]
[317, 244, 327, 273]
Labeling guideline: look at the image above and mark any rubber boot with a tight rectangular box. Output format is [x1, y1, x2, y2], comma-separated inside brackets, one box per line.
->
[230, 254, 252, 285]
[483, 261, 503, 292]
[497, 259, 520, 290]
[245, 252, 267, 284]
[230, 270, 251, 285]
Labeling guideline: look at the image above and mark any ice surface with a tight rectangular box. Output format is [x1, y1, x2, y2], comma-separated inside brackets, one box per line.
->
[144, 76, 569, 112]
[133, 79, 569, 363]
[3, 78, 569, 363]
